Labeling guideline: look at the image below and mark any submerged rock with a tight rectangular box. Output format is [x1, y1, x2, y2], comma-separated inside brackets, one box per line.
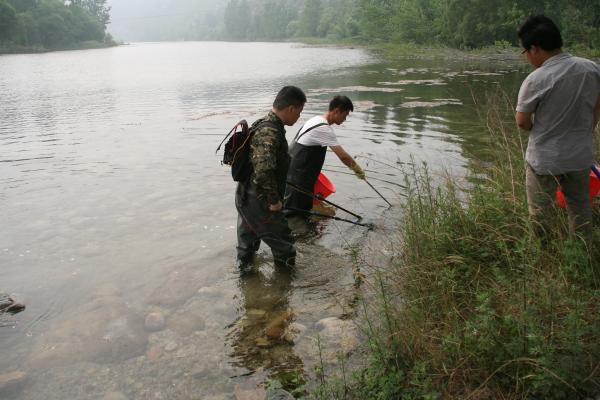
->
[316, 317, 360, 360]
[144, 312, 166, 332]
[0, 370, 27, 395]
[0, 293, 25, 314]
[102, 391, 129, 400]
[148, 267, 201, 307]
[264, 310, 294, 340]
[234, 380, 266, 400]
[27, 287, 148, 369]
[168, 310, 206, 337]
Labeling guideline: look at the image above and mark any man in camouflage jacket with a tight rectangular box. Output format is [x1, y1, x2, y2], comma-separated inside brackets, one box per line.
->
[235, 86, 306, 273]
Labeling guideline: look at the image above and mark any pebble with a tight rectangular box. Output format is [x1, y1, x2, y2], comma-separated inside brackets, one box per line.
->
[164, 341, 178, 352]
[0, 370, 27, 394]
[146, 345, 162, 362]
[144, 312, 166, 332]
[102, 392, 129, 400]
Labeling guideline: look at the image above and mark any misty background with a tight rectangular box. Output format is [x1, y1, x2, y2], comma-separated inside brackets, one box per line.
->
[107, 0, 225, 42]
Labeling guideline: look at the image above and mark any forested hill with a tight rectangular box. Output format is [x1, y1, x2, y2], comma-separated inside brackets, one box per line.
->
[0, 0, 113, 52]
[214, 0, 599, 49]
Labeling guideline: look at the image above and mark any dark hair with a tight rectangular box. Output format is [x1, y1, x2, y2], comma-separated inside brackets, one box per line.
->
[329, 95, 354, 112]
[518, 15, 563, 51]
[273, 86, 306, 109]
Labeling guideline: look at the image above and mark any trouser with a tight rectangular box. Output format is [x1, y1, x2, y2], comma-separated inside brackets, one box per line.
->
[526, 164, 592, 241]
[235, 182, 296, 266]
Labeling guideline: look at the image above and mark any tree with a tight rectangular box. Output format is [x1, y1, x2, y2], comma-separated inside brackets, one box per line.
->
[0, 0, 18, 42]
[223, 0, 252, 40]
[297, 0, 322, 37]
[69, 0, 110, 26]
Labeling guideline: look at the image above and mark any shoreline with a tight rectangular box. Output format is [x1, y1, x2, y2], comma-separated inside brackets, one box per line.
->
[0, 41, 120, 56]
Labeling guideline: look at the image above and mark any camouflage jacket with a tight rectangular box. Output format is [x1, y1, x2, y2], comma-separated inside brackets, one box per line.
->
[249, 112, 290, 204]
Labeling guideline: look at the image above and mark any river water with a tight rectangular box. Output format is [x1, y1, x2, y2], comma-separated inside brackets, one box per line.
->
[0, 42, 527, 399]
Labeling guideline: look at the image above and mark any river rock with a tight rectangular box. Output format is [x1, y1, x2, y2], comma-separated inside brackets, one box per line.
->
[264, 310, 293, 340]
[0, 293, 25, 314]
[144, 312, 166, 332]
[102, 391, 129, 400]
[283, 322, 306, 343]
[27, 288, 148, 369]
[168, 311, 205, 336]
[266, 389, 294, 400]
[234, 380, 266, 400]
[146, 345, 162, 362]
[0, 370, 27, 394]
[316, 317, 360, 357]
[164, 341, 178, 352]
[148, 266, 201, 307]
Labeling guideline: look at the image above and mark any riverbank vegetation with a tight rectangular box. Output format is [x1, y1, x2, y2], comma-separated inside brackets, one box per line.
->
[213, 0, 599, 53]
[312, 91, 600, 399]
[0, 0, 114, 53]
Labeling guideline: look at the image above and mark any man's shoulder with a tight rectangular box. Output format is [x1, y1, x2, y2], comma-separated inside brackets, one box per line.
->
[571, 56, 600, 72]
[252, 114, 284, 136]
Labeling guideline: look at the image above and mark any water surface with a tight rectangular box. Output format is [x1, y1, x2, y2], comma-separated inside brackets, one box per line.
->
[0, 42, 527, 399]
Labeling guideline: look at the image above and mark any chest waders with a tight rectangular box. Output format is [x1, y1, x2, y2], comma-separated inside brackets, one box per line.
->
[284, 123, 329, 216]
[235, 117, 295, 268]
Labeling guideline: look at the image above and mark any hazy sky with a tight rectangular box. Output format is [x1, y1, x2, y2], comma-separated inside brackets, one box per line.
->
[107, 0, 225, 42]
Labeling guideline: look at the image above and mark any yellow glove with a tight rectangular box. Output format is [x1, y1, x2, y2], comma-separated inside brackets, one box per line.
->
[350, 162, 365, 180]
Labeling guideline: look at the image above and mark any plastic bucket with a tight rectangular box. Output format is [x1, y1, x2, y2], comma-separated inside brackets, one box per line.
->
[556, 166, 600, 208]
[313, 172, 336, 205]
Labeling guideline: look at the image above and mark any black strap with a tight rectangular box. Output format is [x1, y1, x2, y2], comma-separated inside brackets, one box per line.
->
[292, 122, 329, 144]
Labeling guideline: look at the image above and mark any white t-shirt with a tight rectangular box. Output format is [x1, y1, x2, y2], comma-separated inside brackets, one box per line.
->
[295, 116, 339, 147]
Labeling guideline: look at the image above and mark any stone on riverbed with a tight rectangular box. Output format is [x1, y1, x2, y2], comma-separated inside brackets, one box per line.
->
[144, 312, 166, 332]
[168, 310, 206, 337]
[27, 287, 148, 369]
[0, 370, 27, 395]
[0, 293, 25, 314]
[147, 266, 201, 307]
[315, 317, 360, 360]
[234, 379, 266, 400]
[102, 391, 129, 400]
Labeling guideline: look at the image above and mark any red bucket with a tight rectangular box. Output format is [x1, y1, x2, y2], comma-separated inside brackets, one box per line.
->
[313, 172, 336, 205]
[556, 166, 600, 208]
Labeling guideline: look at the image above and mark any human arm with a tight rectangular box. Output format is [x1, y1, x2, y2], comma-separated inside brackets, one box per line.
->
[594, 93, 600, 129]
[331, 145, 365, 179]
[515, 75, 539, 132]
[516, 111, 533, 131]
[251, 127, 282, 208]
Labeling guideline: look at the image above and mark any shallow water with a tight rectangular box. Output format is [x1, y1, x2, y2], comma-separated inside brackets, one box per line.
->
[0, 42, 528, 398]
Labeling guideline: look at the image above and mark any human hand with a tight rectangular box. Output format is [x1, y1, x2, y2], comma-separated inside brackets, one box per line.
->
[350, 162, 365, 180]
[269, 201, 283, 212]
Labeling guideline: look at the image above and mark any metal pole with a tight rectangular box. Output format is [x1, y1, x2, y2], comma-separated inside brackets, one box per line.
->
[286, 181, 363, 220]
[365, 179, 393, 207]
[284, 207, 374, 229]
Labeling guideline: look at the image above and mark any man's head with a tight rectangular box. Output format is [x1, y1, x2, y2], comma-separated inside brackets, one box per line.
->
[272, 86, 306, 126]
[326, 95, 354, 125]
[518, 15, 563, 68]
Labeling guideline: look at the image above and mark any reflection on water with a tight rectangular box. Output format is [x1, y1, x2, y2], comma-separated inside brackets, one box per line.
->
[0, 41, 527, 398]
[229, 268, 305, 390]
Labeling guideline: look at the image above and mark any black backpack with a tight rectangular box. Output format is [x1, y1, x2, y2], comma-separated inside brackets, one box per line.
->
[216, 119, 276, 182]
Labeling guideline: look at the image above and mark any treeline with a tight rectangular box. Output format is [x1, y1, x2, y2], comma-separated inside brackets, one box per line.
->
[217, 0, 600, 49]
[0, 0, 112, 51]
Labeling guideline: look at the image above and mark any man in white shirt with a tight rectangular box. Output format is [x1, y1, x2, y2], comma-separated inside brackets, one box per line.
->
[515, 15, 600, 241]
[284, 95, 365, 217]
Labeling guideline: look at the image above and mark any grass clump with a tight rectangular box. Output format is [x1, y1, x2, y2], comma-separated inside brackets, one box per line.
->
[320, 92, 600, 399]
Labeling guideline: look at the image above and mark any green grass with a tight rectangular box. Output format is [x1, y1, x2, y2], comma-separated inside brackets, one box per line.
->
[312, 91, 600, 399]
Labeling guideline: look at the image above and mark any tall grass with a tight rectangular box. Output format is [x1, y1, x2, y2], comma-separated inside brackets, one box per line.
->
[332, 91, 600, 399]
